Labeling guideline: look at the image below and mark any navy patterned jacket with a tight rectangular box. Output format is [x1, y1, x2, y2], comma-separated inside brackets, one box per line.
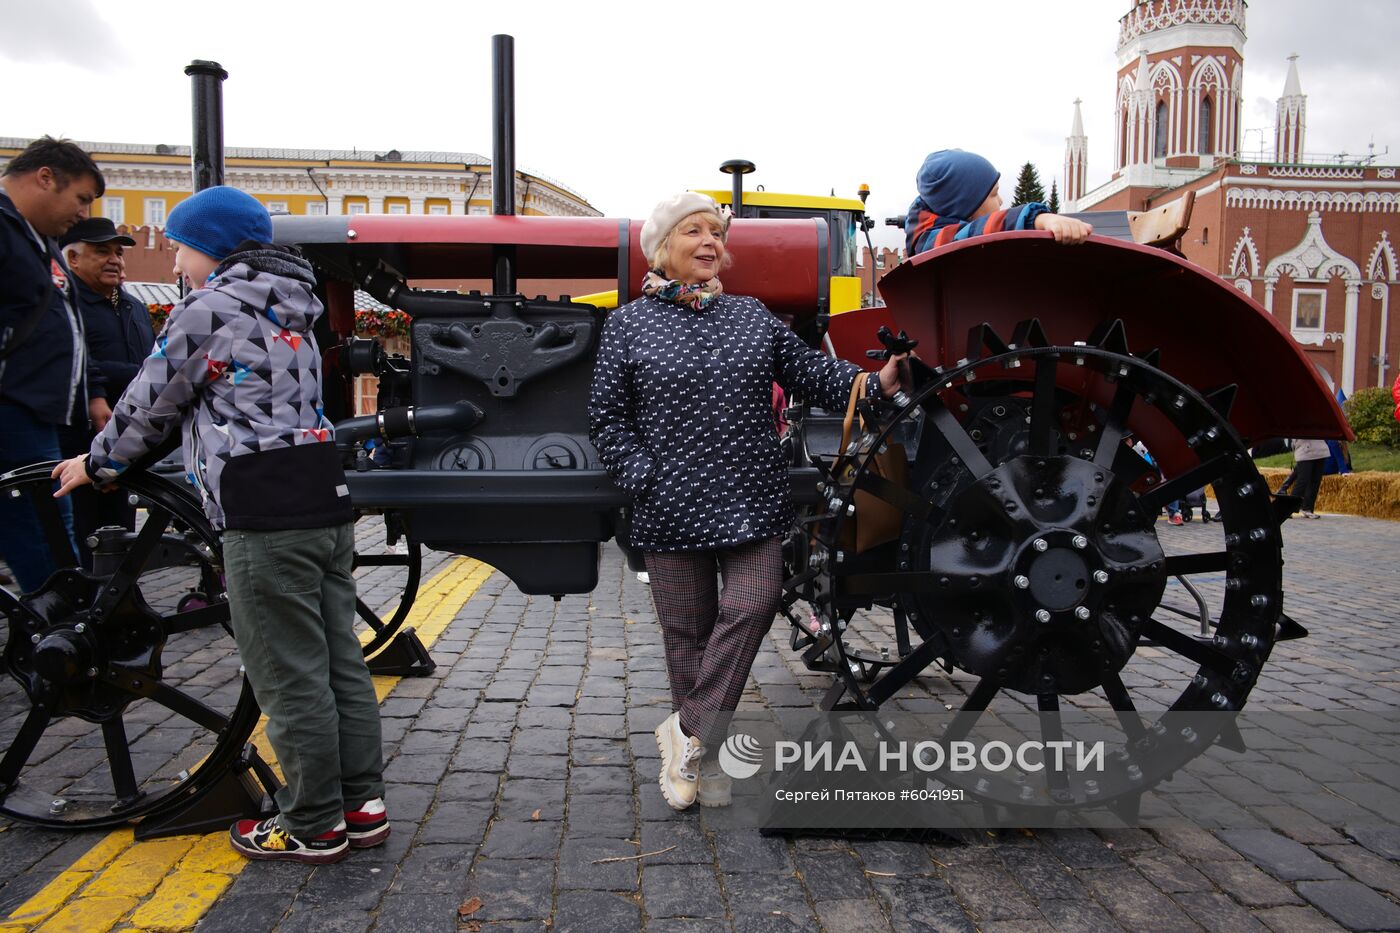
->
[588, 293, 869, 552]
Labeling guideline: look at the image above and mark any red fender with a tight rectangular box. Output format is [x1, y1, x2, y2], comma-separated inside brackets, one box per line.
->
[829, 232, 1349, 473]
[285, 214, 826, 326]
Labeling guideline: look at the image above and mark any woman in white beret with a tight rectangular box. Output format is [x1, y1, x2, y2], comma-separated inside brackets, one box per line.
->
[588, 192, 908, 811]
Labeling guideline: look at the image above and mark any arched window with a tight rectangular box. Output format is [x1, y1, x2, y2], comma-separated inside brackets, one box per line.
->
[1154, 101, 1169, 158]
[1198, 96, 1214, 154]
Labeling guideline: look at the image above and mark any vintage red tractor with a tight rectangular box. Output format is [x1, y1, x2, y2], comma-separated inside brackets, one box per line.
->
[0, 40, 1348, 833]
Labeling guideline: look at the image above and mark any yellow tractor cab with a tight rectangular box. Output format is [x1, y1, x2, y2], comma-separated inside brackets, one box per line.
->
[693, 188, 866, 316]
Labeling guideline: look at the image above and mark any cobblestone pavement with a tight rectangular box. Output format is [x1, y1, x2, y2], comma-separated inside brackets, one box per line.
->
[1, 511, 1399, 932]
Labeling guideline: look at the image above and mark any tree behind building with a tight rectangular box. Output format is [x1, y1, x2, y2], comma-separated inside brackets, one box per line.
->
[1013, 162, 1046, 206]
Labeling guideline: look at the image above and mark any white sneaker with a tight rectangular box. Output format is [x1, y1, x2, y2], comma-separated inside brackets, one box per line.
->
[637, 571, 651, 585]
[655, 712, 704, 810]
[697, 760, 732, 808]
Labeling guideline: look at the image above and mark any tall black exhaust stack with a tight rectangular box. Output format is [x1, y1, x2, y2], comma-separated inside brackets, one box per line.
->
[491, 35, 516, 294]
[185, 60, 227, 193]
[720, 159, 755, 216]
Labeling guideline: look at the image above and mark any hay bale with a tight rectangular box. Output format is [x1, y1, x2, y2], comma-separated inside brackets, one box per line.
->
[1254, 468, 1400, 521]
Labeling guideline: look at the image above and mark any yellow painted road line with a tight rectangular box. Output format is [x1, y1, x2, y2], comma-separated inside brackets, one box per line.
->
[6, 557, 490, 933]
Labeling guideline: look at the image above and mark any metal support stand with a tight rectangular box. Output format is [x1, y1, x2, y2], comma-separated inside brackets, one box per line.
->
[365, 626, 436, 677]
[134, 744, 277, 841]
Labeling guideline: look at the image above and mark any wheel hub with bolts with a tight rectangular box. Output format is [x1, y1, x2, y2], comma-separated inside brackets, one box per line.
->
[913, 454, 1166, 696]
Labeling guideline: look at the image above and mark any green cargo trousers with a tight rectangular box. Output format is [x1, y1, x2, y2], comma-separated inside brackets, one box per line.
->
[222, 522, 385, 838]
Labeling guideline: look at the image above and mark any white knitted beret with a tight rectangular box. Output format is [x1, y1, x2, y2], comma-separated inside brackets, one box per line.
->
[640, 192, 729, 263]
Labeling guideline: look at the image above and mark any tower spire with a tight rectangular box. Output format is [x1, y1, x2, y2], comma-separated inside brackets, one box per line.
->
[1275, 53, 1306, 163]
[1065, 98, 1088, 206]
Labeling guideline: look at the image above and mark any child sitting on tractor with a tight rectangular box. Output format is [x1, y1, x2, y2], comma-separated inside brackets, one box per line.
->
[904, 149, 1093, 255]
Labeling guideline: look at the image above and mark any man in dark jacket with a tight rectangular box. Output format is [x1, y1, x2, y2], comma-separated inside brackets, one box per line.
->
[57, 217, 150, 563]
[0, 137, 104, 592]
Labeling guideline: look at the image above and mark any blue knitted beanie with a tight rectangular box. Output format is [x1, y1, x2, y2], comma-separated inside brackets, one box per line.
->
[915, 150, 1001, 220]
[165, 186, 272, 260]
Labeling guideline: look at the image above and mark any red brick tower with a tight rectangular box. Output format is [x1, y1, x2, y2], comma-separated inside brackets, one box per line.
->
[1113, 0, 1246, 189]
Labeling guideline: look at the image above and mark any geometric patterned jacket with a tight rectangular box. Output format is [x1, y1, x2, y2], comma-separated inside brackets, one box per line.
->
[86, 245, 352, 532]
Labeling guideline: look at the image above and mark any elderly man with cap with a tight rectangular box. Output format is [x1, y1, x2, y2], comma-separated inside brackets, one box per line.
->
[589, 192, 910, 812]
[0, 136, 104, 593]
[57, 217, 152, 564]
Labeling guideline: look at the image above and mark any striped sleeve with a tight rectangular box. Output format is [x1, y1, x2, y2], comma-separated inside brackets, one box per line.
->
[908, 202, 1051, 256]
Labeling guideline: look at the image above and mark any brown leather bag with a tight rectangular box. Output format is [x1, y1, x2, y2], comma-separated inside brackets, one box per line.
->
[833, 372, 909, 553]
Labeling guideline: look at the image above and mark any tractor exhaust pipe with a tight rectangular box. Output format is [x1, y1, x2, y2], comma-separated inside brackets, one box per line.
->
[491, 34, 517, 294]
[185, 60, 227, 193]
[720, 159, 755, 216]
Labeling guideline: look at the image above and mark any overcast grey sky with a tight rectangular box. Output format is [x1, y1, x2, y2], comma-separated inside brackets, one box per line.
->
[2, 0, 1396, 250]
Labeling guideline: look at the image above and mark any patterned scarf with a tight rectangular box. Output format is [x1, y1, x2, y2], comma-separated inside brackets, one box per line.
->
[641, 270, 723, 311]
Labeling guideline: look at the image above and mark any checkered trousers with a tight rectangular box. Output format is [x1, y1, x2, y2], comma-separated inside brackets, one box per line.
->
[645, 536, 783, 747]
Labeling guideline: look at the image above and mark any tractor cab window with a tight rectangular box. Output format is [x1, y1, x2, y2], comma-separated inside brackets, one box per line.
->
[749, 206, 860, 278]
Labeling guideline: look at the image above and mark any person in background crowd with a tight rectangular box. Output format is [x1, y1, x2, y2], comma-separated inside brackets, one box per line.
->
[1325, 389, 1353, 478]
[1323, 439, 1352, 477]
[1289, 437, 1330, 519]
[0, 137, 103, 593]
[1130, 438, 1183, 525]
[590, 192, 910, 812]
[57, 217, 152, 566]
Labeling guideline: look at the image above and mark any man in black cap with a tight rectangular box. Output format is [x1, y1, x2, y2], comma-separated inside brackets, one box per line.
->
[0, 136, 104, 592]
[58, 217, 153, 564]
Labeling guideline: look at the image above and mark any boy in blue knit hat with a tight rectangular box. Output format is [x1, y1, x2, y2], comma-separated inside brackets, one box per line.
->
[904, 149, 1092, 256]
[52, 186, 387, 864]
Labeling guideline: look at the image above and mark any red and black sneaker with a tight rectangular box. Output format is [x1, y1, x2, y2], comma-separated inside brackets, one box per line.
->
[229, 815, 349, 863]
[344, 797, 390, 848]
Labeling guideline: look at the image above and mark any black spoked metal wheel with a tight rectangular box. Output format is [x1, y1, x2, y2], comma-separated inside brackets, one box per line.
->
[350, 512, 422, 659]
[0, 464, 262, 829]
[793, 320, 1294, 815]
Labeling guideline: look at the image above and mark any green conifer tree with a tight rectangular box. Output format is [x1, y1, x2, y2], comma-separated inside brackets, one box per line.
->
[1047, 179, 1060, 214]
[1012, 162, 1046, 206]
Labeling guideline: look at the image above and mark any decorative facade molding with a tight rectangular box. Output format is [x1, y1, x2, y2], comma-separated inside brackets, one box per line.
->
[1379, 168, 1396, 179]
[1118, 0, 1247, 49]
[1267, 166, 1363, 180]
[1366, 232, 1397, 282]
[1186, 55, 1231, 156]
[1229, 226, 1260, 278]
[1262, 212, 1363, 393]
[1264, 212, 1361, 283]
[1225, 188, 1399, 213]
